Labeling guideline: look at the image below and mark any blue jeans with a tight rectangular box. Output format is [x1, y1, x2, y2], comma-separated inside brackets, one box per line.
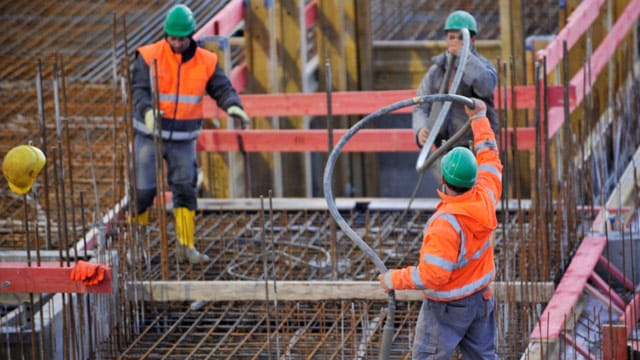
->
[413, 290, 499, 359]
[133, 134, 198, 213]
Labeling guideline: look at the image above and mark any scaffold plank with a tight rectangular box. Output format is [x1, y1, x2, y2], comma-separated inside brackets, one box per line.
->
[529, 236, 607, 340]
[130, 280, 554, 303]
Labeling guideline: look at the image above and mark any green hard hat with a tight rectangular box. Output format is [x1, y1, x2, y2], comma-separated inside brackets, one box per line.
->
[441, 146, 477, 189]
[164, 4, 196, 37]
[444, 10, 477, 35]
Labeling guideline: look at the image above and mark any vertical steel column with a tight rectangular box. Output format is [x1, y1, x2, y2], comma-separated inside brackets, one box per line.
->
[278, 0, 308, 196]
[602, 324, 627, 360]
[316, 0, 365, 196]
[245, 0, 277, 197]
[199, 37, 240, 198]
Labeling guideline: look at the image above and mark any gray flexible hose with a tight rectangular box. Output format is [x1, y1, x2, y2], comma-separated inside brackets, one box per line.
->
[416, 28, 472, 173]
[323, 93, 474, 359]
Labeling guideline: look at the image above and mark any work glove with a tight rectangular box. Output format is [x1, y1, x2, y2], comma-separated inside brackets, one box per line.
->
[70, 260, 106, 286]
[144, 108, 164, 133]
[378, 272, 394, 294]
[465, 98, 487, 121]
[227, 105, 250, 128]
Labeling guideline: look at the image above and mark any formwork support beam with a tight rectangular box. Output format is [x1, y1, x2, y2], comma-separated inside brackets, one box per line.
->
[0, 262, 112, 294]
[277, 0, 309, 196]
[530, 236, 607, 340]
[197, 128, 539, 152]
[205, 86, 573, 119]
[198, 85, 573, 153]
[546, 0, 640, 137]
[602, 324, 628, 360]
[129, 280, 554, 303]
[198, 37, 238, 198]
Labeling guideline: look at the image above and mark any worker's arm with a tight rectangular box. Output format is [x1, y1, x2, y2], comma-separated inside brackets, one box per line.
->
[131, 53, 153, 121]
[380, 216, 461, 292]
[468, 100, 503, 203]
[460, 52, 497, 101]
[205, 63, 243, 111]
[205, 64, 250, 126]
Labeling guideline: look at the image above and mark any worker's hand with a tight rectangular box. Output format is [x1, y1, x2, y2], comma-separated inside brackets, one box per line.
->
[227, 105, 250, 128]
[465, 98, 486, 121]
[378, 272, 393, 294]
[417, 128, 429, 146]
[144, 108, 164, 133]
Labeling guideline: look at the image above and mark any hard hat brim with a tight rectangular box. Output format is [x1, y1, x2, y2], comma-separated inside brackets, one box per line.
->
[8, 181, 31, 195]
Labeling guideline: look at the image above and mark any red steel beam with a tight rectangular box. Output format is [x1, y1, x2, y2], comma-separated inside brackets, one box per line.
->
[305, 0, 317, 30]
[598, 255, 637, 292]
[547, 0, 640, 137]
[562, 332, 598, 360]
[197, 127, 535, 152]
[536, 0, 605, 72]
[203, 86, 572, 119]
[620, 292, 640, 338]
[589, 272, 627, 310]
[196, 0, 317, 38]
[198, 86, 568, 152]
[194, 0, 245, 38]
[0, 262, 112, 294]
[602, 324, 628, 360]
[530, 236, 607, 340]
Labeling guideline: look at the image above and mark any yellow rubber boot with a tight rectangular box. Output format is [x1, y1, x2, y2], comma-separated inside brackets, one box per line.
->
[126, 210, 149, 266]
[128, 210, 149, 226]
[174, 207, 210, 264]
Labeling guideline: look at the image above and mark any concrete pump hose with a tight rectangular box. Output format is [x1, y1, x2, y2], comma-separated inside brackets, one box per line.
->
[323, 93, 474, 359]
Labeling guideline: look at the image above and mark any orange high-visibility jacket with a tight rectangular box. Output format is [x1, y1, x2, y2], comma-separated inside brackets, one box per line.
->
[388, 116, 502, 301]
[137, 40, 218, 140]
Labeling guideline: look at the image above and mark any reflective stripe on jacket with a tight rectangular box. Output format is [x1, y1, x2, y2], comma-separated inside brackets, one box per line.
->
[137, 40, 218, 140]
[390, 116, 503, 301]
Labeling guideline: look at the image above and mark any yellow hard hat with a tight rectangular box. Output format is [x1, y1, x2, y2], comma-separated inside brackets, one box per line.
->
[2, 145, 47, 195]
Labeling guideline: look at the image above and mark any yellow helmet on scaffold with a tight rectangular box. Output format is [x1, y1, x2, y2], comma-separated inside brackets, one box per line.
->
[2, 144, 46, 195]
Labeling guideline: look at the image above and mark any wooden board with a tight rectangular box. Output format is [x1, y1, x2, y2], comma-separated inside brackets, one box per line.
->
[130, 280, 554, 303]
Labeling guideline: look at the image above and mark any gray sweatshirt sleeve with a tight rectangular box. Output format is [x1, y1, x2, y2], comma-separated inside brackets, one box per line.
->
[461, 52, 497, 100]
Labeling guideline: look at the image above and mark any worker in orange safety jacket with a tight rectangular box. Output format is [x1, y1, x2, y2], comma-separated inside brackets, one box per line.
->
[379, 98, 502, 359]
[129, 4, 250, 265]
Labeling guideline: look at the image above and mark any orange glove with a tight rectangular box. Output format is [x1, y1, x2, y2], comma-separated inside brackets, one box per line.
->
[70, 260, 106, 286]
[84, 266, 105, 286]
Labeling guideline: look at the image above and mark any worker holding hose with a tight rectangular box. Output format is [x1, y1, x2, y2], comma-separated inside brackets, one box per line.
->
[129, 4, 250, 265]
[380, 99, 502, 359]
[413, 10, 498, 149]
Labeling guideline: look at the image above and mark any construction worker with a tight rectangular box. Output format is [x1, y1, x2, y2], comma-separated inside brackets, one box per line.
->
[413, 10, 498, 149]
[380, 99, 502, 359]
[2, 144, 46, 195]
[130, 4, 249, 264]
